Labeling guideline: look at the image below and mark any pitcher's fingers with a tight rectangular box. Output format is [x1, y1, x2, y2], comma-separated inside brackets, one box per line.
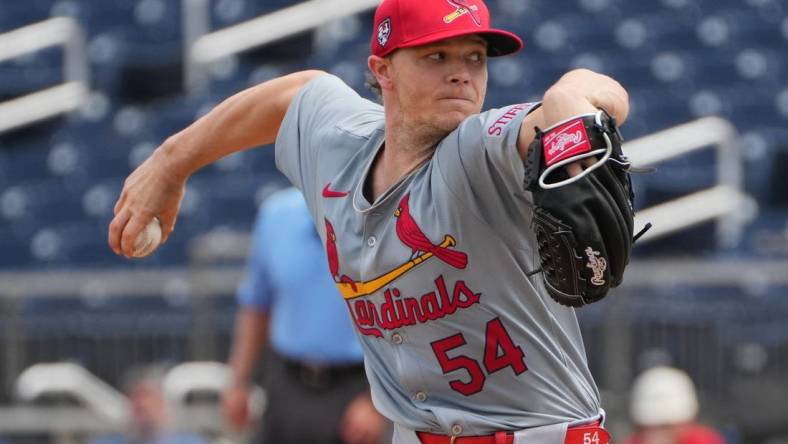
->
[159, 211, 177, 244]
[113, 191, 126, 215]
[566, 162, 583, 177]
[108, 210, 131, 255]
[120, 215, 150, 257]
[582, 157, 597, 168]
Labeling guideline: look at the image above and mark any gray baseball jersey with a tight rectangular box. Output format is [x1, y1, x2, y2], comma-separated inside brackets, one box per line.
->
[275, 74, 601, 436]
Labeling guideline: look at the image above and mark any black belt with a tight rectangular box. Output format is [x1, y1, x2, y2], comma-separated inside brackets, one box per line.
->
[280, 355, 365, 389]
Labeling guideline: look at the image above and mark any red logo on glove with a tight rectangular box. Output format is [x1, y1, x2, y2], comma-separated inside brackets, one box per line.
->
[543, 118, 591, 167]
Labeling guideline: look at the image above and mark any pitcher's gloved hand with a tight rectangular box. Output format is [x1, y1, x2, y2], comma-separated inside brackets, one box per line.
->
[524, 110, 641, 307]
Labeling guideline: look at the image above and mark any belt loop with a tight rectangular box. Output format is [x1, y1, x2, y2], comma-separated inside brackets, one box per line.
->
[494, 431, 508, 444]
[449, 436, 456, 444]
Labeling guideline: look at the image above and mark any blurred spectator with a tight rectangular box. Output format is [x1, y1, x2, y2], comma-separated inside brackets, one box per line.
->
[221, 187, 388, 444]
[623, 366, 726, 444]
[90, 366, 207, 444]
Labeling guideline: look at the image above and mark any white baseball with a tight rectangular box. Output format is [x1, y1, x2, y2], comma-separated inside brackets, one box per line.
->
[132, 217, 162, 258]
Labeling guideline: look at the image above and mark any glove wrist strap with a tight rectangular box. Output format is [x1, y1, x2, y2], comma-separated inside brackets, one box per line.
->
[524, 110, 623, 190]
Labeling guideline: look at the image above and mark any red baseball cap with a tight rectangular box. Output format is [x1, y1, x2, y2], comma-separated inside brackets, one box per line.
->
[371, 0, 523, 58]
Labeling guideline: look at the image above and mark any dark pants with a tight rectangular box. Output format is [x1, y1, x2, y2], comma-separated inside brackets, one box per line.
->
[254, 350, 369, 444]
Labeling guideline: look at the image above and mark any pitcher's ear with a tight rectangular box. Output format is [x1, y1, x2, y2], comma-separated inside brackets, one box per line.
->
[368, 55, 394, 90]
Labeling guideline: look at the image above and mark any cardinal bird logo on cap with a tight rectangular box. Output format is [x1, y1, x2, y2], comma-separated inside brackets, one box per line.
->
[377, 18, 391, 47]
[394, 193, 468, 269]
[444, 0, 481, 26]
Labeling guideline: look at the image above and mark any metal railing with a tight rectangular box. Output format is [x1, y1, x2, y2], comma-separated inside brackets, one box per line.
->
[623, 116, 754, 248]
[0, 17, 90, 134]
[1, 361, 253, 439]
[16, 363, 127, 424]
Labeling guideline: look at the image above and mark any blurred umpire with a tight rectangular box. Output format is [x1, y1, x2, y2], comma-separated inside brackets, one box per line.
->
[221, 187, 389, 444]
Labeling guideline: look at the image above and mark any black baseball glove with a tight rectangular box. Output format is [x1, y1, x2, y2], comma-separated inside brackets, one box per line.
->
[524, 110, 647, 307]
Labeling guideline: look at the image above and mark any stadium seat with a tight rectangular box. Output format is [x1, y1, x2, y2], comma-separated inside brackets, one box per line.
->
[0, 1, 53, 31]
[0, 49, 64, 101]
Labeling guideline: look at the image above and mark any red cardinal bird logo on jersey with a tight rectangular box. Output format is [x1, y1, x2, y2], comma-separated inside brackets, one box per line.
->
[324, 218, 357, 291]
[394, 193, 468, 269]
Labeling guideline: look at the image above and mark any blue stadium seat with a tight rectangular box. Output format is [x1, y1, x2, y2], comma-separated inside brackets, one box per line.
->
[695, 9, 785, 51]
[723, 84, 783, 128]
[626, 86, 694, 133]
[26, 219, 132, 267]
[0, 48, 63, 100]
[18, 290, 195, 369]
[186, 172, 263, 229]
[92, 294, 195, 337]
[0, 224, 34, 267]
[0, 179, 86, 234]
[251, 0, 304, 15]
[0, 1, 53, 31]
[523, 14, 618, 57]
[746, 209, 788, 257]
[0, 139, 54, 183]
[738, 128, 783, 205]
[48, 0, 135, 34]
[41, 138, 130, 183]
[570, 51, 654, 90]
[210, 0, 256, 28]
[614, 13, 700, 52]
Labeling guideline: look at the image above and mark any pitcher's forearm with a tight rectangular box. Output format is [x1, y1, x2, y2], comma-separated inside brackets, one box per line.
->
[159, 70, 327, 179]
[542, 69, 629, 125]
[518, 69, 629, 158]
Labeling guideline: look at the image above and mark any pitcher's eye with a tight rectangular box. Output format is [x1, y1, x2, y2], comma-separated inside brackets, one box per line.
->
[428, 52, 445, 61]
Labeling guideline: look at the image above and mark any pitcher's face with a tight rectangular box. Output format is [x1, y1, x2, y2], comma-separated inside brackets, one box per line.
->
[389, 35, 489, 134]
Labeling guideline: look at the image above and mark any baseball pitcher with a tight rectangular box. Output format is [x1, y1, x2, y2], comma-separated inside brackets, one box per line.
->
[110, 0, 642, 442]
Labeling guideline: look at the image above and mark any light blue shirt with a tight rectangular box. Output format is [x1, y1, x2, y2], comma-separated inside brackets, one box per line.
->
[236, 187, 364, 364]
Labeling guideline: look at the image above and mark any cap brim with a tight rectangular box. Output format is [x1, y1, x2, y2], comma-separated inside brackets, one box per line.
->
[480, 30, 524, 57]
[395, 27, 524, 57]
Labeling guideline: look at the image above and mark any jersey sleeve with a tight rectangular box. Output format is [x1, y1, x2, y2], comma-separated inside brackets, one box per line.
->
[236, 205, 275, 312]
[434, 102, 541, 226]
[274, 74, 379, 209]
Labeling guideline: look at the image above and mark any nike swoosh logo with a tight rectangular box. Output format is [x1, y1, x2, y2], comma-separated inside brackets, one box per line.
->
[322, 183, 349, 198]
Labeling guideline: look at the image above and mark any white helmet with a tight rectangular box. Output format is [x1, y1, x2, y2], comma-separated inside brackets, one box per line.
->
[630, 366, 699, 426]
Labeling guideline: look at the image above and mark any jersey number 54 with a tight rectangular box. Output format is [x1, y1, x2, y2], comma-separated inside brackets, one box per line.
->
[430, 317, 528, 396]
